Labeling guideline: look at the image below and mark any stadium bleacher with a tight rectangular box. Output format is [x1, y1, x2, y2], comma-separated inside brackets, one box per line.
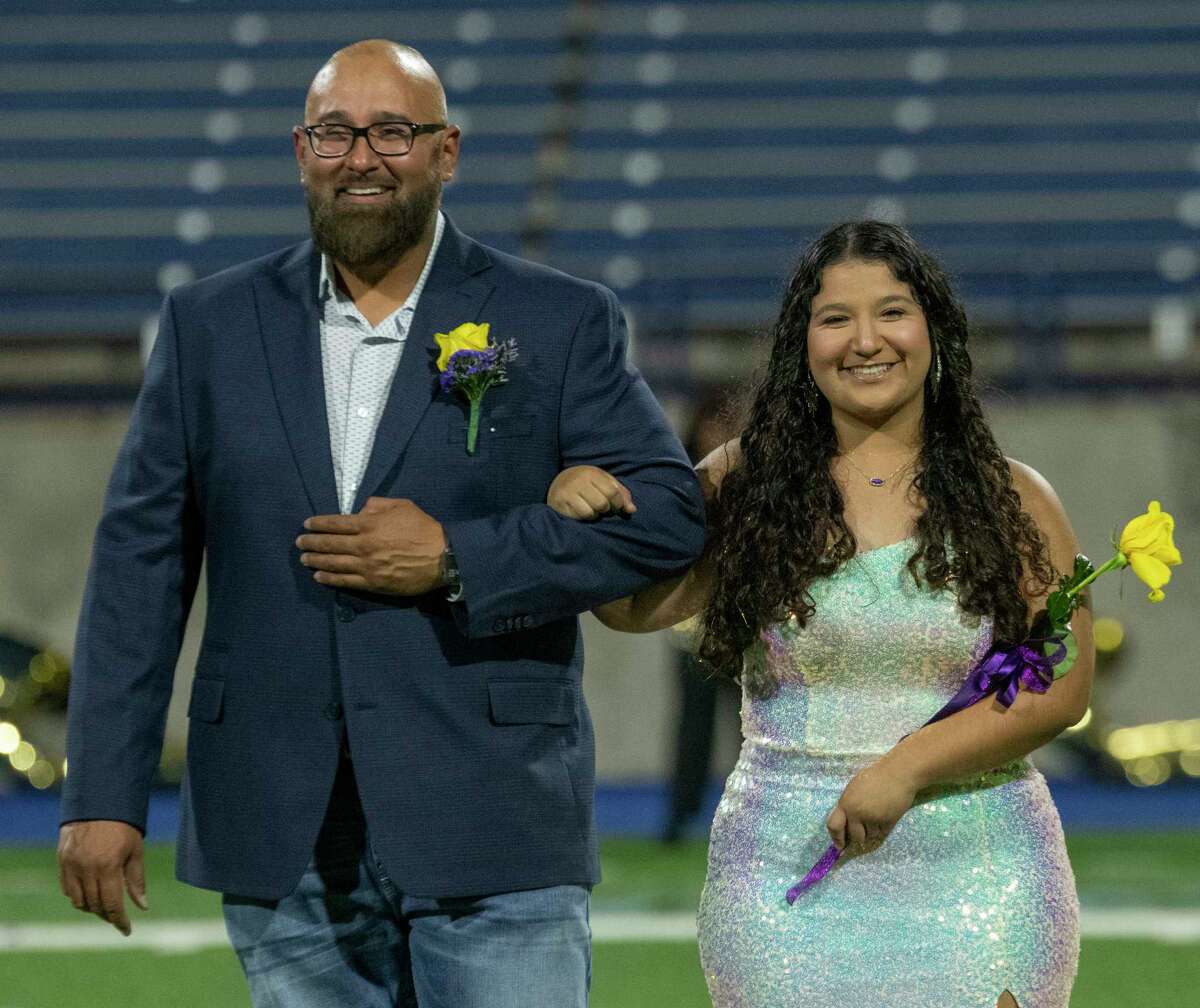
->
[1, 1, 1197, 392]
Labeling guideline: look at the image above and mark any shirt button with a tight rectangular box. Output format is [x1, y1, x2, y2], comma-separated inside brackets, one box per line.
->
[356, 406, 369, 419]
[323, 702, 344, 721]
[338, 606, 355, 623]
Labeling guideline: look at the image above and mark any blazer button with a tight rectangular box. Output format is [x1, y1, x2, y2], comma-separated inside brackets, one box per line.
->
[338, 606, 355, 623]
[521, 615, 535, 628]
[323, 702, 344, 721]
[493, 618, 507, 633]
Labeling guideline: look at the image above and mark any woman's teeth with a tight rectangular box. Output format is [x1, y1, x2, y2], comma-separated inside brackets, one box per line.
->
[846, 363, 894, 376]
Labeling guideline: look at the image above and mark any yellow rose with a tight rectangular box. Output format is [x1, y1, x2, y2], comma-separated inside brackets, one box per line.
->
[435, 322, 490, 371]
[1118, 500, 1182, 602]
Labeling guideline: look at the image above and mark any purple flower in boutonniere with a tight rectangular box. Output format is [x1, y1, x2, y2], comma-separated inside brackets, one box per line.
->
[435, 322, 518, 455]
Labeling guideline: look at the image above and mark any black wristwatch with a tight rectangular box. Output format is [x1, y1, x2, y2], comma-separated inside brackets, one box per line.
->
[442, 544, 463, 601]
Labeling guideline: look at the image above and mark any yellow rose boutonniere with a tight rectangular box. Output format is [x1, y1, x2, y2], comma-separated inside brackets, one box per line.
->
[435, 322, 490, 372]
[435, 322, 518, 455]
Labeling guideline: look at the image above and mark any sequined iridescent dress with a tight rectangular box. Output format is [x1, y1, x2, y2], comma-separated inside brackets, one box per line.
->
[697, 539, 1079, 1007]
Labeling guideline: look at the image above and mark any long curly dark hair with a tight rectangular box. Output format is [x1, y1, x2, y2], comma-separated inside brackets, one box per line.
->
[699, 220, 1053, 696]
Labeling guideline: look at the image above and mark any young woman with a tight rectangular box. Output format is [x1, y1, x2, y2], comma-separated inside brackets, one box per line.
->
[546, 221, 1093, 1008]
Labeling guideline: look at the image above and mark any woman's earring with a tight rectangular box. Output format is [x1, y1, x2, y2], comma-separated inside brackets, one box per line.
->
[929, 350, 943, 401]
[802, 375, 818, 414]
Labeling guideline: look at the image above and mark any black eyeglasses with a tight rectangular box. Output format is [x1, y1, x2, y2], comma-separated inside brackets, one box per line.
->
[300, 121, 447, 158]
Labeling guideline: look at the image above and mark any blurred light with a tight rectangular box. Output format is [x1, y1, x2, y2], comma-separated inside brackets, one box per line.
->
[926, 2, 966, 36]
[447, 106, 472, 134]
[1174, 721, 1200, 749]
[1092, 617, 1124, 653]
[623, 150, 663, 187]
[0, 722, 19, 755]
[637, 53, 676, 87]
[1157, 245, 1199, 283]
[0, 674, 6, 700]
[603, 255, 644, 290]
[157, 261, 195, 294]
[176, 209, 215, 244]
[189, 158, 226, 194]
[1064, 708, 1092, 734]
[908, 49, 949, 85]
[10, 741, 37, 773]
[28, 760, 56, 790]
[877, 146, 918, 182]
[204, 110, 243, 145]
[895, 97, 935, 133]
[1178, 190, 1200, 227]
[649, 4, 687, 38]
[141, 314, 161, 365]
[1152, 298, 1194, 362]
[631, 100, 670, 135]
[231, 13, 268, 48]
[1106, 719, 1200, 761]
[444, 58, 481, 92]
[612, 202, 652, 239]
[1124, 755, 1170, 787]
[217, 60, 254, 96]
[28, 653, 53, 684]
[864, 197, 907, 224]
[456, 10, 496, 45]
[62, 758, 69, 777]
[1179, 750, 1200, 777]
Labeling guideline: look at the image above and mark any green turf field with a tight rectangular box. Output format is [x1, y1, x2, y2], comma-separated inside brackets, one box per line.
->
[1, 834, 1197, 1007]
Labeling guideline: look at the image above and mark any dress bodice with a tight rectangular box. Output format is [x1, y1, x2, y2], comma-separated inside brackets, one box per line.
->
[742, 538, 993, 757]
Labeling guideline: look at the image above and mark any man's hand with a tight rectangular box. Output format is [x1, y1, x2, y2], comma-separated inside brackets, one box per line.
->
[825, 760, 918, 857]
[547, 465, 637, 520]
[297, 497, 448, 594]
[58, 820, 148, 936]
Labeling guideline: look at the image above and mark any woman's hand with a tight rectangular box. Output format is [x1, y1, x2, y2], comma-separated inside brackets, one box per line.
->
[547, 465, 636, 520]
[825, 760, 919, 856]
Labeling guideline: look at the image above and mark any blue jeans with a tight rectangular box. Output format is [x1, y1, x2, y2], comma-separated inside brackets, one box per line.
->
[222, 755, 591, 1008]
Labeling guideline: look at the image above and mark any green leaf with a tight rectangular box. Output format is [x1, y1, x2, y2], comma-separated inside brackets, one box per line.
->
[1045, 592, 1073, 629]
[1051, 630, 1078, 680]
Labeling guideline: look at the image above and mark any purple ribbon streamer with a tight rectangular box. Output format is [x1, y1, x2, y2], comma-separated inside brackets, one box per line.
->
[784, 632, 1068, 905]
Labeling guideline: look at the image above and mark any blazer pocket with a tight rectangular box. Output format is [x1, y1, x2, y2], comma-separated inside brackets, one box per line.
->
[488, 679, 575, 726]
[187, 676, 225, 723]
[447, 412, 537, 444]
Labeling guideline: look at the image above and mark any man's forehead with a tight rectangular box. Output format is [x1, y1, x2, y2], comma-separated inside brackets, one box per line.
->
[306, 56, 440, 120]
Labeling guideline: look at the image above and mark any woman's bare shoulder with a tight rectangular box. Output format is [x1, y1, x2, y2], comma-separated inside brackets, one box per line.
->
[695, 437, 742, 500]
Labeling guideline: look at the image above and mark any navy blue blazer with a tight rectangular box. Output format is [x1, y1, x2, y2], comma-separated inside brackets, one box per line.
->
[61, 218, 706, 900]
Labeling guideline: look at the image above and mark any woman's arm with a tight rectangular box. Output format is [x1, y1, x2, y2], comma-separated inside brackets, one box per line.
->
[592, 437, 740, 633]
[826, 461, 1096, 851]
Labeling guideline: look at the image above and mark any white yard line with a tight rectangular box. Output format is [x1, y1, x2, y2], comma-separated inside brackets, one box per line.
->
[1, 908, 1198, 954]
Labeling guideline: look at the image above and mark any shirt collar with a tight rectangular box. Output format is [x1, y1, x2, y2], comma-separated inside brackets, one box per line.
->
[318, 210, 446, 324]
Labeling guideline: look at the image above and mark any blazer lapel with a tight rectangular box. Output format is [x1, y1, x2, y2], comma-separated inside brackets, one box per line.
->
[352, 219, 495, 511]
[254, 241, 341, 517]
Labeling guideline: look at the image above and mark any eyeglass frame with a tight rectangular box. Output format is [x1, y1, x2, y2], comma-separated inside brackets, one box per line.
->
[298, 121, 448, 158]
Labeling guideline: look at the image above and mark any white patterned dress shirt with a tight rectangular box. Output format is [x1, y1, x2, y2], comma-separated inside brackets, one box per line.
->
[319, 211, 445, 514]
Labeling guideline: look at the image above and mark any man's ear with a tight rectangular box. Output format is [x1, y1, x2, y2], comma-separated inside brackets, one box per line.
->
[292, 126, 309, 176]
[438, 125, 462, 181]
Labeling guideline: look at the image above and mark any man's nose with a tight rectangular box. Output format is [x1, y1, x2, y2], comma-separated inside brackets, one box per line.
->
[344, 134, 382, 172]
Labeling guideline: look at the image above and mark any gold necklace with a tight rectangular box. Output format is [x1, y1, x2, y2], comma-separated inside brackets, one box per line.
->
[839, 452, 915, 488]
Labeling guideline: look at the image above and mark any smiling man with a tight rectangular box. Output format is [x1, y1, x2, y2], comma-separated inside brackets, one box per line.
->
[58, 40, 705, 1008]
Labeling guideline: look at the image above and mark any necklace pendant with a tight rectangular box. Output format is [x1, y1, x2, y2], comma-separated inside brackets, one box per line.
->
[869, 477, 885, 486]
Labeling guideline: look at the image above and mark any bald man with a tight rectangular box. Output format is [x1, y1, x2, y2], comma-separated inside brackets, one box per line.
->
[58, 40, 704, 1008]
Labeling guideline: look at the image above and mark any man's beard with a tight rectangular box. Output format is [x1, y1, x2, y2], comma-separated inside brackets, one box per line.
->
[305, 170, 442, 285]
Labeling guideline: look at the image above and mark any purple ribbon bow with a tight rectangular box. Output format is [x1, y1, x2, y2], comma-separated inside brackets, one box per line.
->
[784, 632, 1068, 905]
